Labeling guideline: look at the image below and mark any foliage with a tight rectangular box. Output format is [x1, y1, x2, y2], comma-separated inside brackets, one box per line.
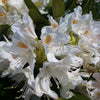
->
[24, 0, 49, 38]
[0, 77, 24, 100]
[0, 24, 11, 40]
[52, 0, 65, 18]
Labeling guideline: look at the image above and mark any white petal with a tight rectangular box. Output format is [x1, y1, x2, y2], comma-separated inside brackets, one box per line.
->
[23, 14, 37, 39]
[7, 0, 24, 10]
[47, 53, 59, 62]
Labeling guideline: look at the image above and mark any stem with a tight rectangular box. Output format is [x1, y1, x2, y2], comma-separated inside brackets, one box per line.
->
[71, 31, 74, 39]
[35, 37, 42, 51]
[2, 4, 9, 12]
[5, 4, 9, 12]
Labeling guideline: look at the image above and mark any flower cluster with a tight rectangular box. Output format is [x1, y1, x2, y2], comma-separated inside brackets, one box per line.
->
[0, 0, 100, 100]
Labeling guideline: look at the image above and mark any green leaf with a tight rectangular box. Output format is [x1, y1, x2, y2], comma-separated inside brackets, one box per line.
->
[52, 0, 65, 18]
[29, 9, 42, 22]
[91, 1, 100, 20]
[0, 84, 3, 88]
[0, 91, 6, 96]
[24, 0, 50, 38]
[65, 0, 78, 12]
[48, 0, 53, 7]
[82, 0, 95, 14]
[82, 0, 100, 20]
[45, 0, 53, 15]
[0, 24, 10, 40]
[29, 9, 49, 38]
[29, 9, 49, 23]
[65, 0, 73, 10]
[24, 0, 39, 12]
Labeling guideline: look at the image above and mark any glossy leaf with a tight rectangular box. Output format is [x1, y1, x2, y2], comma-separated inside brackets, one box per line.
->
[24, 0, 40, 13]
[29, 9, 49, 38]
[45, 0, 53, 15]
[52, 0, 65, 18]
[65, 0, 78, 12]
[82, 0, 100, 20]
[0, 24, 10, 40]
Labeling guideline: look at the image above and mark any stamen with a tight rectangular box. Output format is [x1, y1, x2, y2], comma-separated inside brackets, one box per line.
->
[53, 77, 60, 89]
[46, 95, 50, 100]
[48, 71, 60, 89]
[11, 57, 25, 69]
[12, 82, 19, 89]
[15, 95, 22, 99]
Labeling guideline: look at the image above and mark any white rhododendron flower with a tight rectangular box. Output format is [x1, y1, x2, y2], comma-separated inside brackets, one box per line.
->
[0, 0, 28, 25]
[12, 14, 37, 42]
[0, 0, 25, 10]
[67, 69, 83, 86]
[0, 3, 100, 100]
[7, 0, 24, 10]
[69, 56, 83, 68]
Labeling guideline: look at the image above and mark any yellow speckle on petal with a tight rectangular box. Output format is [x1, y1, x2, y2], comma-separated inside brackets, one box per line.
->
[52, 23, 58, 29]
[17, 41, 29, 49]
[72, 19, 78, 24]
[0, 12, 6, 16]
[1, 0, 7, 4]
[84, 30, 89, 35]
[44, 35, 52, 44]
